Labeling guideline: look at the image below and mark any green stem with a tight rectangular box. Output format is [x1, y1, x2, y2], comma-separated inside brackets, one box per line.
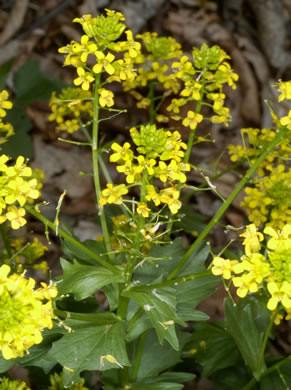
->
[92, 75, 112, 261]
[127, 307, 143, 333]
[167, 125, 288, 280]
[182, 159, 244, 201]
[55, 310, 118, 324]
[242, 356, 291, 390]
[25, 205, 120, 274]
[128, 270, 211, 292]
[131, 331, 146, 382]
[98, 154, 113, 184]
[256, 310, 276, 376]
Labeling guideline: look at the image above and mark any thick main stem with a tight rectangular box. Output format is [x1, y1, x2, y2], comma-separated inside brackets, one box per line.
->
[167, 125, 289, 280]
[92, 75, 112, 261]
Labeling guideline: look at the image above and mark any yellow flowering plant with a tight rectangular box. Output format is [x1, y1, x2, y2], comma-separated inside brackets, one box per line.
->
[2, 8, 291, 390]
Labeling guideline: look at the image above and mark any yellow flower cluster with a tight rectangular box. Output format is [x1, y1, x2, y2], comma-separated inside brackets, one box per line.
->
[0, 377, 30, 390]
[169, 43, 238, 129]
[49, 87, 93, 133]
[276, 80, 291, 128]
[0, 155, 42, 229]
[2, 237, 48, 274]
[58, 10, 139, 91]
[228, 127, 291, 176]
[0, 90, 14, 144]
[100, 124, 189, 215]
[123, 32, 182, 102]
[242, 165, 291, 229]
[0, 264, 57, 360]
[212, 224, 291, 320]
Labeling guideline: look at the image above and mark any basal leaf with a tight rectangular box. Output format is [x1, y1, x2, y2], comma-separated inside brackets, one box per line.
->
[57, 258, 124, 300]
[46, 316, 130, 387]
[225, 299, 265, 378]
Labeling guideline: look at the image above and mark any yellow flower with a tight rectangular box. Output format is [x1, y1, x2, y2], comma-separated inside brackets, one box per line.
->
[264, 224, 291, 251]
[215, 62, 239, 89]
[233, 273, 259, 298]
[5, 206, 26, 230]
[211, 256, 237, 279]
[93, 51, 115, 75]
[180, 80, 202, 100]
[136, 202, 150, 218]
[210, 106, 231, 126]
[0, 90, 13, 118]
[145, 185, 161, 206]
[182, 111, 203, 130]
[99, 184, 128, 206]
[74, 67, 95, 91]
[159, 186, 182, 214]
[0, 264, 57, 360]
[267, 281, 291, 311]
[98, 88, 114, 107]
[276, 80, 291, 102]
[240, 224, 264, 257]
[110, 142, 133, 163]
[280, 109, 291, 129]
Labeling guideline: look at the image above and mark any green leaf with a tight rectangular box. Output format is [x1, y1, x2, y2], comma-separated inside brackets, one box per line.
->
[127, 300, 152, 342]
[128, 329, 191, 380]
[46, 317, 130, 387]
[174, 206, 206, 235]
[225, 299, 265, 377]
[259, 357, 291, 390]
[177, 304, 209, 321]
[102, 284, 119, 311]
[57, 258, 124, 300]
[62, 238, 106, 265]
[175, 275, 218, 307]
[186, 322, 241, 376]
[124, 288, 185, 350]
[212, 365, 251, 390]
[14, 60, 66, 106]
[0, 355, 17, 372]
[176, 242, 209, 277]
[133, 238, 185, 284]
[56, 295, 100, 313]
[1, 107, 32, 158]
[133, 371, 195, 389]
[131, 382, 183, 390]
[0, 58, 14, 90]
